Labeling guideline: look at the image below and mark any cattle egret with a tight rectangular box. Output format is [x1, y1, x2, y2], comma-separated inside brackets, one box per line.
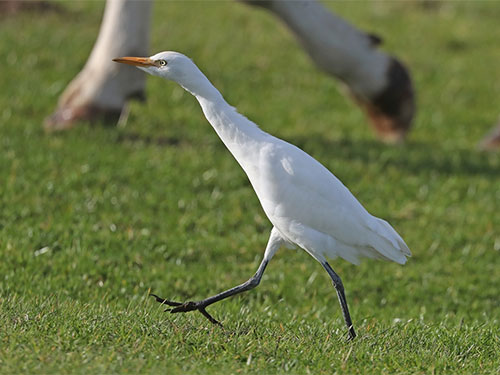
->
[114, 52, 411, 339]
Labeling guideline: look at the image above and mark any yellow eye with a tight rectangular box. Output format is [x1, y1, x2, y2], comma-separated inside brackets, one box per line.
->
[158, 59, 167, 67]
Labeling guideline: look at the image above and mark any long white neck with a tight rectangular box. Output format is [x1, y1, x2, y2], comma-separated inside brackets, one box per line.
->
[179, 70, 271, 172]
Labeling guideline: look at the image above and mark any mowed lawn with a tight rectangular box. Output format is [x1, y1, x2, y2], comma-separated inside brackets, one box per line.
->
[1, 2, 499, 374]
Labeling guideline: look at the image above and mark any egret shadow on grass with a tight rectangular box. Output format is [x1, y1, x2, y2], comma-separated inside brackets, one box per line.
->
[288, 135, 499, 178]
[114, 130, 498, 177]
[115, 131, 184, 147]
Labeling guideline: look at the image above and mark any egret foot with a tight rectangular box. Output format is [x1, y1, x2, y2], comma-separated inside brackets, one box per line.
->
[149, 293, 222, 326]
[149, 258, 270, 328]
[322, 262, 357, 340]
[347, 325, 356, 341]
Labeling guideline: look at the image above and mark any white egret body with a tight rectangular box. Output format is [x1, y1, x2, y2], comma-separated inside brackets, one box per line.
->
[114, 52, 411, 339]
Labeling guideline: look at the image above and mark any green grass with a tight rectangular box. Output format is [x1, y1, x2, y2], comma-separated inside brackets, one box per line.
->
[1, 1, 499, 374]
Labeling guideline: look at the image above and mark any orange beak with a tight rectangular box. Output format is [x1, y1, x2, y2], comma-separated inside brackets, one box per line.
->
[112, 56, 157, 67]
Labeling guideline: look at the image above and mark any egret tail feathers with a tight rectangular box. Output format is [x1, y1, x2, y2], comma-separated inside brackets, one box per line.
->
[365, 217, 411, 264]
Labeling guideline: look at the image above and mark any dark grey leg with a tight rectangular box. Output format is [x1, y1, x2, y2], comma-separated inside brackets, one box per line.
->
[151, 259, 269, 326]
[322, 262, 356, 340]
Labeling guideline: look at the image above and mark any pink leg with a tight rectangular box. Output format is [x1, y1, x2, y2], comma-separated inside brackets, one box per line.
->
[44, 0, 153, 132]
[46, 0, 414, 141]
[0, 0, 59, 14]
[243, 0, 415, 142]
[479, 121, 500, 150]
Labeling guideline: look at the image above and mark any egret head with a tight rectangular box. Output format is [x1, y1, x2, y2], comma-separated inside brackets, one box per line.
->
[113, 51, 207, 95]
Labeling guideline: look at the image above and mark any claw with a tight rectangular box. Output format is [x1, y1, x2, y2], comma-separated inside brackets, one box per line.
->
[149, 293, 183, 306]
[149, 293, 222, 326]
[199, 307, 223, 327]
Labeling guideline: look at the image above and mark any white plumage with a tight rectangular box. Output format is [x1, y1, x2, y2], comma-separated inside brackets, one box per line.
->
[113, 51, 411, 339]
